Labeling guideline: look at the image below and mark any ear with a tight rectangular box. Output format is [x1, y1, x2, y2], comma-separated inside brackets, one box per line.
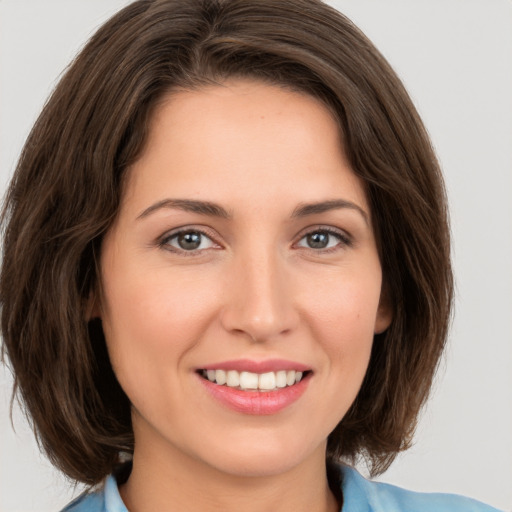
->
[374, 286, 393, 334]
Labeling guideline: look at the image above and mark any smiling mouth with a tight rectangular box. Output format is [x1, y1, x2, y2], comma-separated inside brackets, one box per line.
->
[198, 369, 311, 392]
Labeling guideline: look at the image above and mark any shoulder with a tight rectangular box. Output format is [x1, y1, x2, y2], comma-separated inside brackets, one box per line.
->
[60, 476, 128, 512]
[340, 465, 504, 512]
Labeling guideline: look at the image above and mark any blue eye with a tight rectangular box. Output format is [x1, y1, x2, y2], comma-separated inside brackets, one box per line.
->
[162, 230, 215, 252]
[297, 229, 350, 250]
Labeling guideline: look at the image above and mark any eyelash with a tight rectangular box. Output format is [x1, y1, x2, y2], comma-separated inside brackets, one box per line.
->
[158, 226, 352, 256]
[296, 227, 353, 253]
[158, 227, 219, 257]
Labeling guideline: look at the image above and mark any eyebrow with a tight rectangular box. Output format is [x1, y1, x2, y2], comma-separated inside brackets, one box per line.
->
[137, 198, 232, 220]
[292, 199, 369, 224]
[137, 197, 368, 224]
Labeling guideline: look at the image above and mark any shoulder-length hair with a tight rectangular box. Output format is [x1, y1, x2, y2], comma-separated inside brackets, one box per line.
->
[0, 0, 452, 485]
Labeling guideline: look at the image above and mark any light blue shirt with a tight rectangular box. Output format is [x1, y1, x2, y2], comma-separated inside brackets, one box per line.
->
[61, 465, 503, 511]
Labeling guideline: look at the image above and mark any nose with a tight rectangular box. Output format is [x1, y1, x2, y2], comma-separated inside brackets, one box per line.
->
[220, 248, 299, 343]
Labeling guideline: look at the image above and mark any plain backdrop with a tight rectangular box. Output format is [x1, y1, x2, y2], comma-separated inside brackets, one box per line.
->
[0, 1, 511, 511]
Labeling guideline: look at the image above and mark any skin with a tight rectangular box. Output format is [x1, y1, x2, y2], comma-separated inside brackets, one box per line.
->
[97, 79, 392, 512]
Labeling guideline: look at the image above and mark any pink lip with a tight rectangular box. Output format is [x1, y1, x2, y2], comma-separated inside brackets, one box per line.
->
[199, 359, 310, 373]
[197, 359, 311, 415]
[196, 359, 312, 415]
[197, 370, 311, 415]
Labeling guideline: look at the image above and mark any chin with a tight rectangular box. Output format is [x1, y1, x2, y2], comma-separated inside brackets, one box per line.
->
[210, 456, 304, 479]
[199, 436, 325, 479]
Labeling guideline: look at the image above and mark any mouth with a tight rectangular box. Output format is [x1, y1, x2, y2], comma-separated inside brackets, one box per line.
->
[196, 359, 313, 414]
[197, 368, 312, 392]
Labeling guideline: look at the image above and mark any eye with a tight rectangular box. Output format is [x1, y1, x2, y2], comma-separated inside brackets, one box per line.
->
[161, 229, 217, 253]
[296, 229, 351, 251]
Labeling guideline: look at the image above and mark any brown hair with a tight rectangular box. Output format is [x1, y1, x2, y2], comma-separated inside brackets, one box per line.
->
[0, 0, 452, 484]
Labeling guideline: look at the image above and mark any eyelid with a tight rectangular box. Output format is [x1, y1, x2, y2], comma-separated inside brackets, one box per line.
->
[157, 225, 222, 255]
[294, 225, 353, 251]
[156, 224, 353, 256]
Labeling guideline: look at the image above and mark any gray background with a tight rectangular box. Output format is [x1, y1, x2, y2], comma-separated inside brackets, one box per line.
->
[0, 1, 511, 510]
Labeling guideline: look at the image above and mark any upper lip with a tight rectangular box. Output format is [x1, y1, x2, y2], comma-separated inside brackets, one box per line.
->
[199, 359, 311, 373]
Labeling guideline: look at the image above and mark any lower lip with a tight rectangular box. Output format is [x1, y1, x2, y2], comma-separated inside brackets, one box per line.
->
[198, 373, 311, 415]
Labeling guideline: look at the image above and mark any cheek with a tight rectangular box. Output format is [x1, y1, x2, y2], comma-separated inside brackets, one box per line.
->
[299, 268, 381, 384]
[290, 271, 381, 435]
[301, 268, 382, 340]
[100, 265, 223, 385]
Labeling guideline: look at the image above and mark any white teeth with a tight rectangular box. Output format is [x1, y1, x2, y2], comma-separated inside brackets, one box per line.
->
[202, 369, 307, 391]
[239, 371, 259, 390]
[216, 369, 227, 385]
[226, 370, 240, 387]
[276, 370, 287, 388]
[258, 372, 276, 390]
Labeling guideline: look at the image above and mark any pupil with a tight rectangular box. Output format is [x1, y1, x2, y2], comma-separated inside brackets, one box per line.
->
[178, 232, 201, 250]
[308, 232, 328, 249]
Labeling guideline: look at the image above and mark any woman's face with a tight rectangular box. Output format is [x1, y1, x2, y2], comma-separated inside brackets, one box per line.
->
[98, 79, 391, 478]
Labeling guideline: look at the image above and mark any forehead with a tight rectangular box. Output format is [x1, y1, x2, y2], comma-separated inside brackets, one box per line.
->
[144, 79, 342, 156]
[120, 79, 368, 217]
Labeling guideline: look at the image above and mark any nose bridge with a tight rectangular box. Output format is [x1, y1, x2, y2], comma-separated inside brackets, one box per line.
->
[221, 240, 297, 342]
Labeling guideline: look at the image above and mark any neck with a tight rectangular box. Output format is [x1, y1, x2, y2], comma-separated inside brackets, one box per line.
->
[120, 432, 340, 512]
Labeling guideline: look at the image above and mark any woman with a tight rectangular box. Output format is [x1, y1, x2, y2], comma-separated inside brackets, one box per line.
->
[0, 1, 504, 511]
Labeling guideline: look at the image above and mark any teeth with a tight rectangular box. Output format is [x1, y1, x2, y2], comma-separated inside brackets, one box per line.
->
[276, 370, 287, 388]
[215, 369, 226, 385]
[202, 369, 307, 391]
[239, 371, 259, 390]
[258, 372, 276, 390]
[226, 370, 240, 387]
